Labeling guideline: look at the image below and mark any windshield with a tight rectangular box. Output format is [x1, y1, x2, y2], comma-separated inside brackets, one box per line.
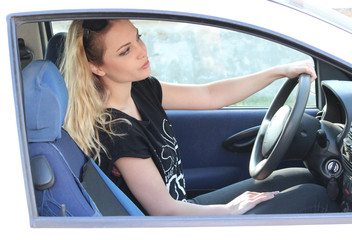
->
[271, 0, 352, 34]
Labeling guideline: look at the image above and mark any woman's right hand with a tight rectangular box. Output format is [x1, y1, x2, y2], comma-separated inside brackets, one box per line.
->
[227, 191, 280, 215]
[116, 156, 280, 216]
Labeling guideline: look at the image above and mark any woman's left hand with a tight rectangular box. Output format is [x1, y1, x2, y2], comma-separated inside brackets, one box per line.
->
[282, 60, 317, 82]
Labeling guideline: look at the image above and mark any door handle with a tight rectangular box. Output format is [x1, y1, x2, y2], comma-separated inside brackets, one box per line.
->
[223, 126, 260, 152]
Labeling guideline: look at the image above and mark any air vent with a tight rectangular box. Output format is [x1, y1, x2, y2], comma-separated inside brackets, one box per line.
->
[347, 143, 352, 158]
[348, 123, 352, 155]
[342, 123, 352, 174]
[343, 158, 352, 174]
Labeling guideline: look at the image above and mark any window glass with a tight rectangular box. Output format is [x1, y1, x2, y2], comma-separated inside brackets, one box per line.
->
[51, 20, 315, 107]
[51, 20, 72, 35]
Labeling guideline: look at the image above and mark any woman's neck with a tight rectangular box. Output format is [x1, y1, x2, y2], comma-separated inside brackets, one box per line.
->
[105, 81, 142, 121]
[105, 81, 132, 108]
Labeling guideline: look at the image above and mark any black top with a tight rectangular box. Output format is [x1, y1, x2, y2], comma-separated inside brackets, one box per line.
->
[98, 77, 187, 214]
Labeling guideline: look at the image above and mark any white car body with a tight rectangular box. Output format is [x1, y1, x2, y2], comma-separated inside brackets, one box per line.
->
[1, 0, 352, 238]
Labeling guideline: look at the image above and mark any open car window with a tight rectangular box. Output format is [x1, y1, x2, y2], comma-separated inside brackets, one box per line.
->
[51, 20, 315, 107]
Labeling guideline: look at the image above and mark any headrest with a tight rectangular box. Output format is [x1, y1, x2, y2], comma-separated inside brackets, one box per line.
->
[44, 32, 66, 67]
[23, 60, 68, 142]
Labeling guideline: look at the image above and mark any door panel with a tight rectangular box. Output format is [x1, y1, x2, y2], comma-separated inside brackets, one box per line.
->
[167, 109, 266, 193]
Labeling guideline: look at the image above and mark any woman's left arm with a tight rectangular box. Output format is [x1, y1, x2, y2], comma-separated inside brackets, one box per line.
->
[161, 60, 316, 110]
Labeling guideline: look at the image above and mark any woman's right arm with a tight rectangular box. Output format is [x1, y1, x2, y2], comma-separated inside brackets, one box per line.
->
[115, 157, 278, 216]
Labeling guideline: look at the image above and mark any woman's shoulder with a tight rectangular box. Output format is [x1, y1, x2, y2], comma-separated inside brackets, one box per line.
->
[133, 76, 162, 102]
[133, 76, 160, 89]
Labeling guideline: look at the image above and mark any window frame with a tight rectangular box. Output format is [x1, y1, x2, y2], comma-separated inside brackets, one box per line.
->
[8, 9, 351, 227]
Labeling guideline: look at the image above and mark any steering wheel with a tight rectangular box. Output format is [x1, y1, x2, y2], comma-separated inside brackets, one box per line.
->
[249, 74, 311, 180]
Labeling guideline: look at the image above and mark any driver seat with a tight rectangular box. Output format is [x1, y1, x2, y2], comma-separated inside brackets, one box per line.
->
[23, 60, 144, 216]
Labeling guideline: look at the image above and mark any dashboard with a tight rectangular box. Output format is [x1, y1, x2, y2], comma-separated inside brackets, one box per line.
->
[342, 124, 352, 211]
[320, 80, 352, 211]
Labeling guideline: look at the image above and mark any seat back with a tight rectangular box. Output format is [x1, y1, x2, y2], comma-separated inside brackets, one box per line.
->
[44, 32, 66, 67]
[23, 60, 144, 216]
[23, 60, 100, 216]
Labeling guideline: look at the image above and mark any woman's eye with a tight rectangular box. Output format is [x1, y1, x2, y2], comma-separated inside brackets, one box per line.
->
[137, 34, 142, 40]
[119, 47, 130, 56]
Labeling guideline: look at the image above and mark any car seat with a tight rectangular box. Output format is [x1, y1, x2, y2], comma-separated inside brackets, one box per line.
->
[23, 60, 144, 216]
[44, 32, 66, 67]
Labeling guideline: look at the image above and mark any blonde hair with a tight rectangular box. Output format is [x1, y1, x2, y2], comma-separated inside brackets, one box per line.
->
[60, 20, 127, 163]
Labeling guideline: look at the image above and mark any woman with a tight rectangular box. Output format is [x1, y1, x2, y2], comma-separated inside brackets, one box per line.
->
[61, 19, 338, 215]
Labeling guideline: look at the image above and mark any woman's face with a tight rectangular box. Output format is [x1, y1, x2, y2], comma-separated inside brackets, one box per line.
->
[93, 20, 151, 84]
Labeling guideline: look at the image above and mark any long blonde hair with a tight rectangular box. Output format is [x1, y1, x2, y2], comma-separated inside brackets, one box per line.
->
[60, 20, 127, 163]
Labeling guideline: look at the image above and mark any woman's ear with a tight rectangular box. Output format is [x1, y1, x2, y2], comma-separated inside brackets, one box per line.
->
[89, 62, 106, 77]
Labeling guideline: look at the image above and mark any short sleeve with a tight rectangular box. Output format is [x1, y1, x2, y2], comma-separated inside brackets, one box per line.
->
[148, 77, 163, 103]
[99, 119, 151, 164]
[133, 77, 163, 104]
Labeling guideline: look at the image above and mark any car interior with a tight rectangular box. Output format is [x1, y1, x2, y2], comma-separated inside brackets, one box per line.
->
[8, 10, 352, 224]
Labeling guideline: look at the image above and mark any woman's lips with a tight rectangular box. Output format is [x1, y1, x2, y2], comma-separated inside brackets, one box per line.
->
[141, 60, 150, 69]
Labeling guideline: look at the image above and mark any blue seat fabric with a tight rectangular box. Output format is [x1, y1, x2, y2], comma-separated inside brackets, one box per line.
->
[23, 60, 143, 216]
[29, 130, 100, 216]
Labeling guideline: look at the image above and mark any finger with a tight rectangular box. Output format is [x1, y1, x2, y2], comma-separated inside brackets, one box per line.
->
[304, 61, 317, 82]
[249, 191, 280, 205]
[236, 193, 276, 215]
[250, 192, 275, 202]
[240, 191, 279, 199]
[306, 67, 317, 82]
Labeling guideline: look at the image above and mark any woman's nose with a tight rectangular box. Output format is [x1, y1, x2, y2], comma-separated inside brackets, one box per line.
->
[136, 41, 147, 59]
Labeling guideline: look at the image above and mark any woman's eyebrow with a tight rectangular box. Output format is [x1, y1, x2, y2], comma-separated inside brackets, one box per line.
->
[116, 28, 139, 52]
[116, 42, 131, 52]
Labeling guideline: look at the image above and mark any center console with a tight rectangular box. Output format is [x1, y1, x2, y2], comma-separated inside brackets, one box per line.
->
[341, 123, 352, 211]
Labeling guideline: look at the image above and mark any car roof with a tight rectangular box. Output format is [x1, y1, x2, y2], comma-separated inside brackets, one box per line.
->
[7, 0, 352, 69]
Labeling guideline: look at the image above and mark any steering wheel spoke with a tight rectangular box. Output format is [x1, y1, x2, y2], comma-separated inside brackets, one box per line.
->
[249, 74, 311, 180]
